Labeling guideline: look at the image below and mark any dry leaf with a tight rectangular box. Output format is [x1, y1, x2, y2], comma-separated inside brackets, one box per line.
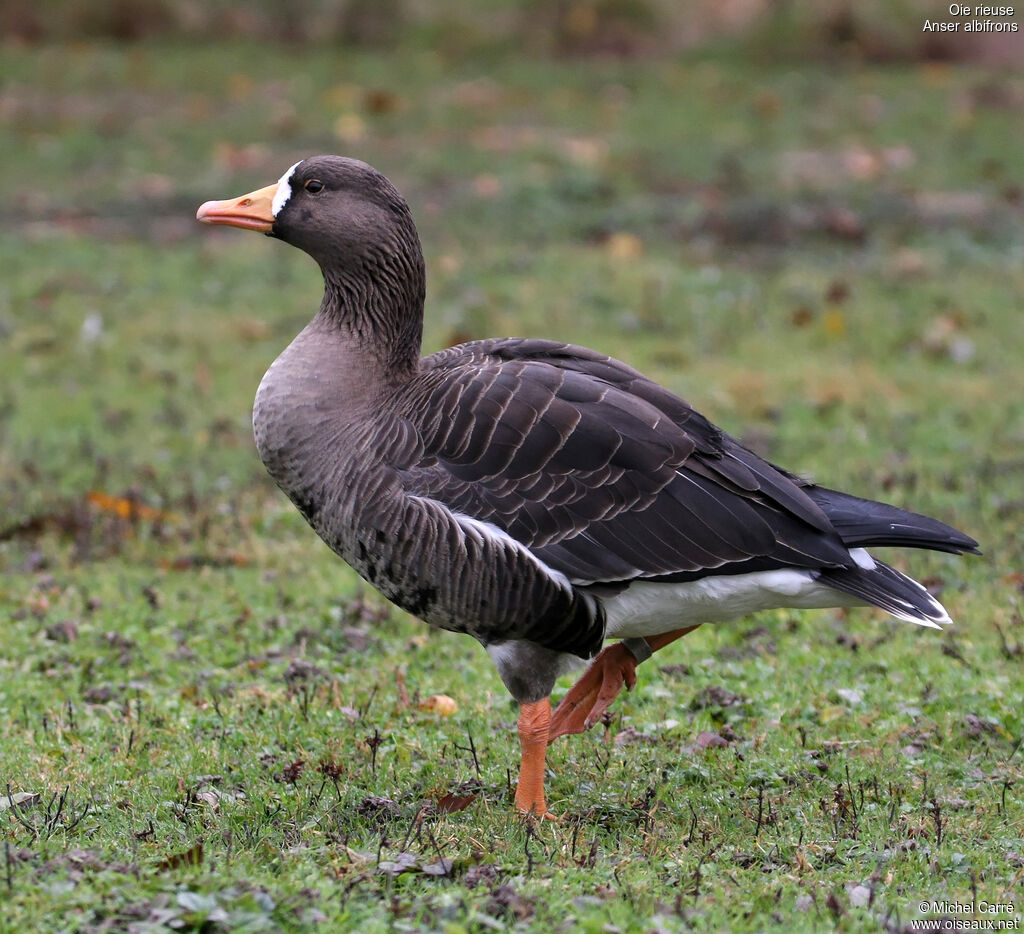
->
[605, 232, 643, 259]
[418, 694, 457, 716]
[0, 792, 40, 811]
[363, 89, 403, 115]
[377, 852, 421, 875]
[195, 790, 220, 809]
[376, 852, 454, 877]
[422, 859, 454, 876]
[790, 305, 814, 328]
[86, 491, 173, 523]
[824, 279, 849, 304]
[822, 309, 846, 337]
[694, 730, 730, 751]
[436, 792, 476, 814]
[155, 841, 204, 871]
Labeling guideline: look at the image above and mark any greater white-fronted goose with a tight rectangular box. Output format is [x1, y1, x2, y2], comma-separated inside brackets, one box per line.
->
[197, 156, 978, 819]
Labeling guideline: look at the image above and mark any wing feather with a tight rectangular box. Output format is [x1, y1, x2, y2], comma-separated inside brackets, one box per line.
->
[399, 339, 857, 585]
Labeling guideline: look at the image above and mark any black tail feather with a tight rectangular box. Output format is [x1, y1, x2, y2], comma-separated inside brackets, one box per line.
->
[805, 485, 980, 556]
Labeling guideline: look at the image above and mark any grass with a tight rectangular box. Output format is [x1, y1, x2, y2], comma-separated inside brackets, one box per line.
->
[1, 34, 1023, 933]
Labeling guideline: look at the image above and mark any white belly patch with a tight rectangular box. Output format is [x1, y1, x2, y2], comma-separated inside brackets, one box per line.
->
[603, 569, 860, 639]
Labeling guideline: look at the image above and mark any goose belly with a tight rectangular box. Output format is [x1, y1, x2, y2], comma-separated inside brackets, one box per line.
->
[603, 570, 860, 639]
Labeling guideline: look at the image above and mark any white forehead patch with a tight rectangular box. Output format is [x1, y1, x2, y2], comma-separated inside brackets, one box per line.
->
[271, 161, 302, 217]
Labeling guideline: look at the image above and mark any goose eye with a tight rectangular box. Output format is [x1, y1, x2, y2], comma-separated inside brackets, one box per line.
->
[304, 179, 324, 194]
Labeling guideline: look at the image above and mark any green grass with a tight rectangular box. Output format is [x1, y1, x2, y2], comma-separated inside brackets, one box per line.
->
[1, 36, 1023, 933]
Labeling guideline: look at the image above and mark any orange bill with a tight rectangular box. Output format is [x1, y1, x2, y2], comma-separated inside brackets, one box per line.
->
[196, 182, 277, 232]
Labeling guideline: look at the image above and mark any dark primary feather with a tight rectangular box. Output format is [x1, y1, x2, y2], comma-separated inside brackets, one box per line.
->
[817, 560, 945, 623]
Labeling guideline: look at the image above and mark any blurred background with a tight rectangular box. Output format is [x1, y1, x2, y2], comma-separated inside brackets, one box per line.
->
[1, 0, 1021, 61]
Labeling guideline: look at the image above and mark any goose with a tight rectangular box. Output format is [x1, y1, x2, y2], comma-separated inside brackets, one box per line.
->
[197, 156, 978, 819]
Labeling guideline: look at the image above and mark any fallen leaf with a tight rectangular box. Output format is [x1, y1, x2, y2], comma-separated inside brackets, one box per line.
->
[377, 852, 454, 877]
[363, 88, 403, 115]
[418, 694, 457, 716]
[614, 726, 655, 747]
[962, 714, 998, 738]
[45, 620, 78, 642]
[358, 796, 400, 822]
[0, 792, 40, 811]
[605, 232, 643, 259]
[822, 309, 846, 337]
[422, 858, 454, 876]
[86, 491, 173, 523]
[790, 305, 815, 328]
[694, 730, 730, 751]
[825, 279, 850, 304]
[377, 852, 421, 875]
[847, 884, 871, 908]
[436, 792, 476, 814]
[692, 684, 745, 709]
[488, 883, 533, 919]
[155, 841, 204, 871]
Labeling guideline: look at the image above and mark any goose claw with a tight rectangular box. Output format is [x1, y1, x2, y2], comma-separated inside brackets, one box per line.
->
[548, 642, 639, 740]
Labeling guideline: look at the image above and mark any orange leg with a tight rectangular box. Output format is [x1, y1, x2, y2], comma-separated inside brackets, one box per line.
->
[549, 626, 701, 741]
[514, 698, 558, 820]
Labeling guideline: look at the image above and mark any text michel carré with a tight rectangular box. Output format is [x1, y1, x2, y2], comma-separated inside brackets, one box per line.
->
[924, 4, 1019, 30]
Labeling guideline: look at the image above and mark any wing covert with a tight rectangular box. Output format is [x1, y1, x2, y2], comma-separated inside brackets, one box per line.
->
[399, 339, 853, 585]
